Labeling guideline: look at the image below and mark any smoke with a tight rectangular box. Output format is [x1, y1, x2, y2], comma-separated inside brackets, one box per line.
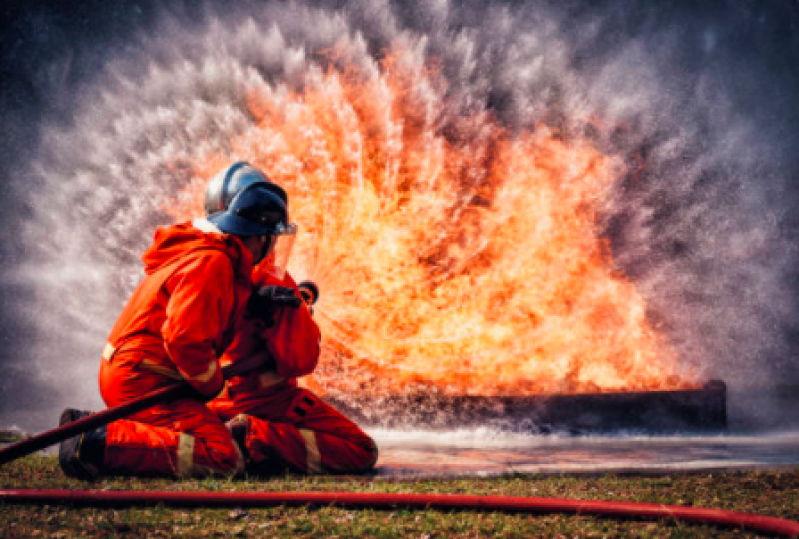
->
[1, 0, 797, 431]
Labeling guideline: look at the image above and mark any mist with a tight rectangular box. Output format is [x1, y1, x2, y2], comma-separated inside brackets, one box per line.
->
[1, 0, 797, 433]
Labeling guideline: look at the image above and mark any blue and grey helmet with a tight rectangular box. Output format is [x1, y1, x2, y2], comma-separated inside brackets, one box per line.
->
[205, 162, 297, 276]
[204, 161, 288, 216]
[207, 183, 291, 237]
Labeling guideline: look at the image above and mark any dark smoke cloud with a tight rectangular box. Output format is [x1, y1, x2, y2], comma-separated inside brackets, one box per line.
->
[1, 0, 798, 432]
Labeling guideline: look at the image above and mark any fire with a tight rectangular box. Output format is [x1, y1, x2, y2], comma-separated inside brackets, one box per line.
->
[169, 43, 696, 397]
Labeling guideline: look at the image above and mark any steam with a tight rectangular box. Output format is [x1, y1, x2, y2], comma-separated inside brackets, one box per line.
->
[3, 0, 796, 431]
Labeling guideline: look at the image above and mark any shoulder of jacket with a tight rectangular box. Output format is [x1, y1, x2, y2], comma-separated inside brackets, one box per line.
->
[175, 247, 236, 274]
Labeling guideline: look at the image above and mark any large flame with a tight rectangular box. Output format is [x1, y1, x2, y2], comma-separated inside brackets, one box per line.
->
[170, 44, 695, 397]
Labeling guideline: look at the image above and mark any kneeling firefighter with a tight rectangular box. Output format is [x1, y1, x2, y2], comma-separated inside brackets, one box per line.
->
[206, 162, 378, 475]
[59, 167, 294, 479]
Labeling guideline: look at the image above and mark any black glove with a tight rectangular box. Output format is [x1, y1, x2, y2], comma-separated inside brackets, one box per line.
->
[247, 285, 302, 327]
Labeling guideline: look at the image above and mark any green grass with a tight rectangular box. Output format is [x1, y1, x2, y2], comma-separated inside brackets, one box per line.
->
[0, 431, 25, 443]
[1, 455, 797, 537]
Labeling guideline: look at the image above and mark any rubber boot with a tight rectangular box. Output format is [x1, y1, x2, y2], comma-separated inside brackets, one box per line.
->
[58, 409, 107, 481]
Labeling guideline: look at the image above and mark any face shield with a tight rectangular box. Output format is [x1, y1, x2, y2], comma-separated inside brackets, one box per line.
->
[263, 222, 298, 279]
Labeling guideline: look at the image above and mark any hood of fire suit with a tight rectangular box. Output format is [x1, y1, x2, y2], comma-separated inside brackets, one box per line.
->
[142, 220, 254, 280]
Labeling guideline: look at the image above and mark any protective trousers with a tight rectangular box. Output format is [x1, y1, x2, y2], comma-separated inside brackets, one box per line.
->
[99, 352, 243, 477]
[210, 386, 378, 475]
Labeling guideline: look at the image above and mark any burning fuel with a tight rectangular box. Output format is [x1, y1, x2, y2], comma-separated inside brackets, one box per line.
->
[3, 0, 797, 430]
[168, 45, 693, 397]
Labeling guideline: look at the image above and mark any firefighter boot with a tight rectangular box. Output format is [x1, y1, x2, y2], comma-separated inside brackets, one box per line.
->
[58, 408, 107, 480]
[227, 413, 282, 475]
[226, 413, 251, 470]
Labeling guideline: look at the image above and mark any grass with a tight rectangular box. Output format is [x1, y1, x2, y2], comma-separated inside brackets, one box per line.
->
[0, 431, 26, 444]
[1, 455, 797, 537]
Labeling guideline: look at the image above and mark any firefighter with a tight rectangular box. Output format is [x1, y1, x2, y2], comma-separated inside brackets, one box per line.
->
[58, 171, 296, 480]
[205, 162, 379, 475]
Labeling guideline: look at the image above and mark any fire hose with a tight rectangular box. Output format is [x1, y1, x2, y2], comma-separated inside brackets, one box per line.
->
[0, 489, 797, 537]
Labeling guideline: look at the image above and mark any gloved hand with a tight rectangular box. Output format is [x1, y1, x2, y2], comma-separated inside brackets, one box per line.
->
[247, 285, 302, 327]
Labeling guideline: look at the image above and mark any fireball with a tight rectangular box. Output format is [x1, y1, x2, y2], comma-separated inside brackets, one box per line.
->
[168, 43, 695, 397]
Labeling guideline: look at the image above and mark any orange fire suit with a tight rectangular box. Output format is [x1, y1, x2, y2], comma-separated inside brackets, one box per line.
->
[210, 267, 378, 475]
[98, 220, 253, 477]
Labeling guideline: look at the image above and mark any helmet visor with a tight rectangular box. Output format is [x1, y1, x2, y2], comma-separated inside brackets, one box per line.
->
[266, 223, 298, 279]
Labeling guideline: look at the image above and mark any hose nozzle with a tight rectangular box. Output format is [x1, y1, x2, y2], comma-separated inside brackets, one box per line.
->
[297, 281, 320, 306]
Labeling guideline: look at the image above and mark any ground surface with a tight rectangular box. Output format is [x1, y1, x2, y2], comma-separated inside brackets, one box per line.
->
[372, 430, 799, 477]
[1, 455, 797, 538]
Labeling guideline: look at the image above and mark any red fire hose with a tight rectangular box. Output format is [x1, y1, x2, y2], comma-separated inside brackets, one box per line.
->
[2, 489, 798, 537]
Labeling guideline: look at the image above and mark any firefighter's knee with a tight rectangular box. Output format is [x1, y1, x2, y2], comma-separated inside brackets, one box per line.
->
[213, 435, 246, 476]
[178, 431, 244, 478]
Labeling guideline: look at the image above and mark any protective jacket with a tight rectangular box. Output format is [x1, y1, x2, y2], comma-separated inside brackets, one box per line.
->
[96, 220, 254, 478]
[211, 267, 378, 475]
[217, 269, 321, 399]
[103, 220, 254, 397]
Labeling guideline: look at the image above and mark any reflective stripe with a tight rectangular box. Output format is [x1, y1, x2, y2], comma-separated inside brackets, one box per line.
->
[102, 343, 116, 363]
[188, 361, 218, 384]
[258, 372, 285, 389]
[177, 433, 195, 478]
[192, 218, 223, 235]
[139, 359, 183, 380]
[299, 429, 322, 474]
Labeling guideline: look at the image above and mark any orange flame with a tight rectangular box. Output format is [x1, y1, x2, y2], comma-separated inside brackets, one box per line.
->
[169, 43, 696, 397]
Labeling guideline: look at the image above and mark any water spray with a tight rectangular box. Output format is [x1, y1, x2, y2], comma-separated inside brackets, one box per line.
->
[5, 0, 793, 431]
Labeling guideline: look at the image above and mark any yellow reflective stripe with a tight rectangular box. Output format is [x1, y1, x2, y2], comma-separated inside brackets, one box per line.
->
[299, 429, 322, 474]
[177, 433, 195, 478]
[102, 343, 116, 362]
[258, 372, 285, 389]
[139, 359, 183, 380]
[188, 361, 218, 384]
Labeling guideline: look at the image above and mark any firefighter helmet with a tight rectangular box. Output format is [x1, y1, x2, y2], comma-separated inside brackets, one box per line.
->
[204, 161, 288, 215]
[207, 183, 294, 238]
